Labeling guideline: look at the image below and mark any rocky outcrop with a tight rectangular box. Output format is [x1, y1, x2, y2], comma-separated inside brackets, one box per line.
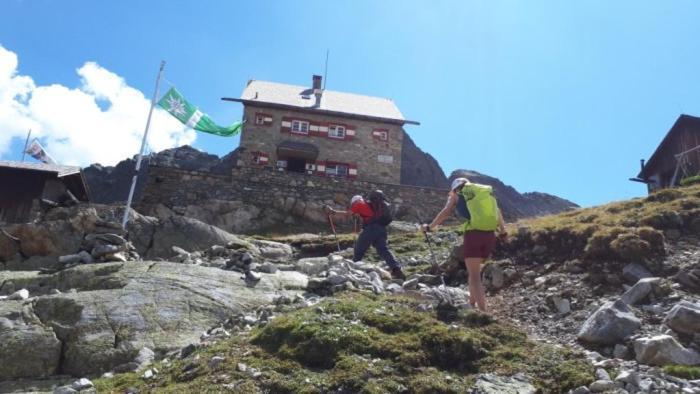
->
[83, 145, 241, 204]
[400, 132, 449, 189]
[0, 261, 307, 378]
[449, 170, 578, 220]
[577, 300, 641, 345]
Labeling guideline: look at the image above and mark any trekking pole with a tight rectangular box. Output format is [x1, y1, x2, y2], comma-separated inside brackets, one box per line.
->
[327, 213, 341, 253]
[413, 213, 445, 286]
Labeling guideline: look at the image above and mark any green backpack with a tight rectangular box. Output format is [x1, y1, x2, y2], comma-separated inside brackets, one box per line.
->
[459, 183, 500, 231]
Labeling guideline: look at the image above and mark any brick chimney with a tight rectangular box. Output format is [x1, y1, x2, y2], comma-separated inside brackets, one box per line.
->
[312, 75, 322, 90]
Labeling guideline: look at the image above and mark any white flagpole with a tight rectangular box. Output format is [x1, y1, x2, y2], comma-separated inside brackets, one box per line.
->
[122, 61, 166, 229]
[21, 129, 32, 162]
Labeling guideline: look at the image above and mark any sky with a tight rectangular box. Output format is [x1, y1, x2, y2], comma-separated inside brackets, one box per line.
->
[1, 1, 699, 207]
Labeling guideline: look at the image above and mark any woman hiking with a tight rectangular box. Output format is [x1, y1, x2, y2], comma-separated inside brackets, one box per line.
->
[422, 178, 506, 312]
[326, 193, 406, 280]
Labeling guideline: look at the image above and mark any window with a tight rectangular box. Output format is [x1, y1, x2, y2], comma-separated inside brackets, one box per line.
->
[251, 152, 269, 165]
[255, 113, 272, 126]
[377, 155, 394, 164]
[328, 124, 346, 139]
[291, 120, 309, 134]
[373, 129, 389, 141]
[326, 163, 349, 177]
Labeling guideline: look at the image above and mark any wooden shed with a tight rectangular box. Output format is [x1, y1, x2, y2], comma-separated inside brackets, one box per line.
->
[633, 114, 700, 192]
[0, 161, 90, 223]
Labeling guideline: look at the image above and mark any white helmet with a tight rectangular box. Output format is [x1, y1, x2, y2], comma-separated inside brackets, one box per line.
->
[451, 177, 469, 191]
[350, 195, 363, 205]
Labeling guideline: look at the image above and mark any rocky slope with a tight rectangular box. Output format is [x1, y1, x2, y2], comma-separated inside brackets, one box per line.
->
[450, 169, 579, 220]
[1, 185, 699, 393]
[400, 131, 450, 189]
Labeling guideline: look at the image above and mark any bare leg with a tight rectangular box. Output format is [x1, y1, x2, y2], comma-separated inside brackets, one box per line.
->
[465, 257, 487, 312]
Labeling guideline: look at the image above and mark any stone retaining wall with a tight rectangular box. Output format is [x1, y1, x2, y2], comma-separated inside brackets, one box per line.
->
[139, 165, 449, 234]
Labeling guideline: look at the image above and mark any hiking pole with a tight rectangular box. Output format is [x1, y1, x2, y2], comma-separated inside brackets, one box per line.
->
[413, 213, 445, 286]
[325, 208, 342, 253]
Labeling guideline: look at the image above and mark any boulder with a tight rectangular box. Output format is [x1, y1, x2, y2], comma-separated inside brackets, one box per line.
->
[295, 257, 329, 276]
[0, 301, 62, 380]
[620, 277, 665, 305]
[634, 334, 700, 366]
[147, 215, 247, 258]
[665, 301, 700, 336]
[622, 262, 653, 283]
[577, 300, 641, 345]
[675, 263, 700, 294]
[254, 240, 293, 262]
[1, 262, 307, 378]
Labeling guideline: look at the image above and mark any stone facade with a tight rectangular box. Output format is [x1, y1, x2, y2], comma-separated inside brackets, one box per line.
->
[140, 165, 449, 234]
[239, 104, 405, 184]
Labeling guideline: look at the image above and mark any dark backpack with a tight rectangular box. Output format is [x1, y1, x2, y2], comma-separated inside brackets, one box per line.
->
[456, 194, 471, 220]
[368, 190, 393, 226]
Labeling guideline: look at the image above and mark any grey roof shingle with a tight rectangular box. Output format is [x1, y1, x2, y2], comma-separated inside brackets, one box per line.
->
[0, 161, 81, 177]
[240, 80, 407, 122]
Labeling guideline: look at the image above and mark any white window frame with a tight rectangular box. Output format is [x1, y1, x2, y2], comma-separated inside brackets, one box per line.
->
[328, 124, 346, 139]
[373, 130, 388, 141]
[291, 120, 310, 134]
[326, 163, 349, 177]
[255, 114, 265, 125]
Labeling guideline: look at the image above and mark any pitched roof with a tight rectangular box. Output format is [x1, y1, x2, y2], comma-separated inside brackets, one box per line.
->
[0, 161, 82, 177]
[227, 80, 418, 125]
[638, 114, 700, 178]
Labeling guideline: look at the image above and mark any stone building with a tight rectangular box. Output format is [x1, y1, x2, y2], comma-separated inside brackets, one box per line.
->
[223, 75, 419, 184]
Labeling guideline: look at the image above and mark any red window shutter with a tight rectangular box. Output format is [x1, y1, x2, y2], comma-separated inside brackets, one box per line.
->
[348, 164, 358, 179]
[344, 125, 356, 141]
[280, 117, 293, 133]
[315, 160, 326, 176]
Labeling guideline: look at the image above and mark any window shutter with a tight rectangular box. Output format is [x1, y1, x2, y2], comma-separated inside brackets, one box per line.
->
[348, 164, 358, 179]
[345, 126, 355, 141]
[315, 160, 326, 176]
[281, 117, 292, 133]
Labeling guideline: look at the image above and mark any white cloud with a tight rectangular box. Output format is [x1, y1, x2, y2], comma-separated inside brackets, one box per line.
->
[0, 44, 196, 166]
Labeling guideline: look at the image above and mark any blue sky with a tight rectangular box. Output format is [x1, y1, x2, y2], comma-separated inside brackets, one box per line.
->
[1, 1, 699, 207]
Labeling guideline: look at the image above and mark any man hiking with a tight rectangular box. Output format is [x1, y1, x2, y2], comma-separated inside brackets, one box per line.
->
[422, 178, 506, 312]
[326, 191, 406, 280]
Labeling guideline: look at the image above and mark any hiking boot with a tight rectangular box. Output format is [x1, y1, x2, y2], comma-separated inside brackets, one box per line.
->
[391, 267, 406, 280]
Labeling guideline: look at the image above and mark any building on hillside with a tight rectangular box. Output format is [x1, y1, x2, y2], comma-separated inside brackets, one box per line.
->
[222, 75, 419, 184]
[0, 161, 90, 223]
[632, 114, 700, 192]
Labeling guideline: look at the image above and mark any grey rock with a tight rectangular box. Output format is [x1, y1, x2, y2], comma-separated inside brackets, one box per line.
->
[53, 386, 78, 394]
[295, 257, 329, 276]
[621, 277, 663, 305]
[595, 368, 611, 381]
[59, 254, 83, 264]
[8, 289, 29, 300]
[483, 263, 505, 290]
[613, 344, 629, 359]
[78, 250, 94, 264]
[2, 261, 306, 378]
[134, 347, 155, 371]
[614, 370, 640, 387]
[569, 386, 590, 394]
[470, 373, 536, 393]
[622, 262, 653, 284]
[258, 262, 279, 274]
[71, 378, 93, 390]
[209, 356, 225, 369]
[634, 334, 700, 366]
[588, 380, 615, 392]
[665, 301, 700, 336]
[92, 244, 122, 259]
[578, 300, 642, 345]
[402, 278, 419, 290]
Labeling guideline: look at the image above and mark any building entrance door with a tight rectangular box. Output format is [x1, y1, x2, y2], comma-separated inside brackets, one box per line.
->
[286, 157, 306, 173]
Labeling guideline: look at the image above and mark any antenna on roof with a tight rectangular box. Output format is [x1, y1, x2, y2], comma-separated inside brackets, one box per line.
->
[323, 49, 329, 90]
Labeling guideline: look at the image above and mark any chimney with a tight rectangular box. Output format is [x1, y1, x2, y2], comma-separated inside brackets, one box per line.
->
[640, 159, 645, 172]
[312, 75, 323, 108]
[312, 75, 322, 90]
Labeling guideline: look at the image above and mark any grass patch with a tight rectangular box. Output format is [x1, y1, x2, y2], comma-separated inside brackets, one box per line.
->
[663, 364, 700, 380]
[94, 293, 592, 393]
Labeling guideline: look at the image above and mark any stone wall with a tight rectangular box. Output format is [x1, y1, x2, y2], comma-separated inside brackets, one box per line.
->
[140, 165, 449, 234]
[240, 104, 405, 184]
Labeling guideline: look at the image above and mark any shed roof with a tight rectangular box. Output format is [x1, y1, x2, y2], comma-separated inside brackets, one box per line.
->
[223, 80, 418, 125]
[638, 114, 700, 178]
[0, 161, 82, 177]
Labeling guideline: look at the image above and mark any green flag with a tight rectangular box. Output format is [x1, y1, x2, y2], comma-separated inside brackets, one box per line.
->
[158, 87, 241, 137]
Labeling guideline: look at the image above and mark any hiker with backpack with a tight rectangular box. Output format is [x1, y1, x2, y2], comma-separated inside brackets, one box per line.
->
[422, 178, 506, 312]
[326, 191, 406, 280]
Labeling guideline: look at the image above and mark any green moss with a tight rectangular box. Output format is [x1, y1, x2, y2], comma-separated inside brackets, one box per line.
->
[664, 364, 700, 379]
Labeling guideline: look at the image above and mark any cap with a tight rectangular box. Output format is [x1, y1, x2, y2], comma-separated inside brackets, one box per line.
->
[451, 177, 468, 191]
[350, 195, 363, 205]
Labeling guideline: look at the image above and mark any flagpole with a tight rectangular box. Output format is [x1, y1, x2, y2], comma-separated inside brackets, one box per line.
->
[122, 60, 166, 229]
[21, 129, 32, 162]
